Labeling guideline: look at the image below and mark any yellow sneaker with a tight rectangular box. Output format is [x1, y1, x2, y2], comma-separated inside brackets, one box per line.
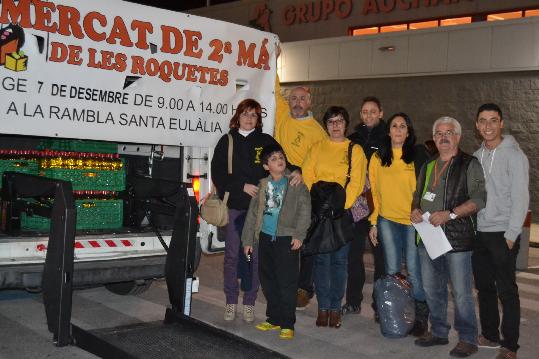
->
[255, 322, 280, 331]
[279, 329, 294, 340]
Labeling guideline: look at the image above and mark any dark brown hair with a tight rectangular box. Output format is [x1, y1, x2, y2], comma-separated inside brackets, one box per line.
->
[362, 96, 382, 111]
[229, 99, 263, 129]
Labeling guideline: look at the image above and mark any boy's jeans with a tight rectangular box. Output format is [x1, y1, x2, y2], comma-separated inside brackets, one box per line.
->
[258, 232, 299, 330]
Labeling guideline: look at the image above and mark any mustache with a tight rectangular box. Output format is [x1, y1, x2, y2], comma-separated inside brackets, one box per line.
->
[439, 139, 450, 144]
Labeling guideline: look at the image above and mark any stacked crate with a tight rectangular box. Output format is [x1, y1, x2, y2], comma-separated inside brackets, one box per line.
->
[0, 150, 40, 188]
[19, 140, 125, 231]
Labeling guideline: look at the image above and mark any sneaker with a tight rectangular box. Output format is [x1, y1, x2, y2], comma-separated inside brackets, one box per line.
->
[414, 332, 449, 347]
[279, 329, 294, 340]
[495, 348, 517, 359]
[296, 288, 311, 310]
[341, 303, 361, 315]
[243, 305, 255, 323]
[449, 341, 478, 358]
[255, 321, 281, 331]
[224, 304, 236, 321]
[477, 335, 501, 349]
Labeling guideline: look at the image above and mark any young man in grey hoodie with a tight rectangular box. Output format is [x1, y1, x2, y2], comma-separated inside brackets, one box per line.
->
[472, 103, 529, 359]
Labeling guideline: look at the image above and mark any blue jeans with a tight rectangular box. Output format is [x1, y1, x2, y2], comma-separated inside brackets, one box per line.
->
[378, 217, 426, 301]
[313, 243, 350, 311]
[418, 246, 478, 344]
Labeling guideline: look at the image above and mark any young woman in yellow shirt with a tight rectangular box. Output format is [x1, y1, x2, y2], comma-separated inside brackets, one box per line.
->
[368, 112, 428, 337]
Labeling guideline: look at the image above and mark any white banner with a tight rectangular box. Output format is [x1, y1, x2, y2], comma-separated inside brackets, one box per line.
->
[0, 0, 278, 147]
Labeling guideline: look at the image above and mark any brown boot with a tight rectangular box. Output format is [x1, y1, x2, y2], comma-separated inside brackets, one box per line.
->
[329, 310, 342, 328]
[316, 309, 329, 327]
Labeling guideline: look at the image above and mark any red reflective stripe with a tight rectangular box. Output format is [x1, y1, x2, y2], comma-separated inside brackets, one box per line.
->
[36, 244, 47, 251]
[88, 240, 101, 248]
[105, 240, 117, 247]
[121, 240, 132, 247]
[74, 242, 84, 249]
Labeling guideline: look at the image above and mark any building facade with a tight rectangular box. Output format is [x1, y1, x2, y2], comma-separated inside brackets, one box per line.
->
[191, 0, 539, 215]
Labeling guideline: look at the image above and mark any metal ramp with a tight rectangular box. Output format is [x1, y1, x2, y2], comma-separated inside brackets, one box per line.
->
[2, 172, 286, 359]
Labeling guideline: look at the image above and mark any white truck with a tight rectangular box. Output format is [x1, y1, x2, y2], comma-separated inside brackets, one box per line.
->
[0, 139, 217, 294]
[0, 0, 277, 294]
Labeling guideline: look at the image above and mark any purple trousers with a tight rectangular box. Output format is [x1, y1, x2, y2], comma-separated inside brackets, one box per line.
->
[223, 208, 259, 305]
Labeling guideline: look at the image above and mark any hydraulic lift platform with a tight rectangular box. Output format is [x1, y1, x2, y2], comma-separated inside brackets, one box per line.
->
[3, 172, 287, 359]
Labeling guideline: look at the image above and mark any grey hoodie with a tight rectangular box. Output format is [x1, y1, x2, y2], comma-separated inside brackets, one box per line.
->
[473, 135, 529, 241]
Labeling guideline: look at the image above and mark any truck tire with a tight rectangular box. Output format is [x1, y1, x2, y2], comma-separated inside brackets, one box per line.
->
[105, 279, 153, 295]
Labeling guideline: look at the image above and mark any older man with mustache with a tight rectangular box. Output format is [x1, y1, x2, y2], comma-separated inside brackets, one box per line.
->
[411, 117, 486, 358]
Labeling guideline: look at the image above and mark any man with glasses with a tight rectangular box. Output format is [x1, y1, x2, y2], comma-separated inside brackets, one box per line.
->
[411, 117, 486, 358]
[472, 104, 528, 359]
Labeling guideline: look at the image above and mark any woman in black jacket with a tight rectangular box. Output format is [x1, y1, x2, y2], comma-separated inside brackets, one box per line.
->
[211, 98, 297, 323]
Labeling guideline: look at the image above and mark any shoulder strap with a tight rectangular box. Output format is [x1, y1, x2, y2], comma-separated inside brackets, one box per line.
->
[421, 160, 436, 197]
[227, 133, 233, 175]
[344, 142, 353, 190]
[220, 133, 233, 205]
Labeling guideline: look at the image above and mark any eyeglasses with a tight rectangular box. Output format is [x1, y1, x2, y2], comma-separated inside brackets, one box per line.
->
[434, 130, 457, 139]
[240, 112, 258, 120]
[327, 118, 345, 126]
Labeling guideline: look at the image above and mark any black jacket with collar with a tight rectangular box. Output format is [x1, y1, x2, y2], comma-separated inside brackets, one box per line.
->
[348, 120, 388, 162]
[413, 150, 478, 252]
[211, 128, 280, 210]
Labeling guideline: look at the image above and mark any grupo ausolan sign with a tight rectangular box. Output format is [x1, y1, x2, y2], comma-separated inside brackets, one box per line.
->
[0, 0, 278, 147]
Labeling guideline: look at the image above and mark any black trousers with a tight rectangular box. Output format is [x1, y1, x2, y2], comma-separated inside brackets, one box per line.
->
[371, 235, 386, 301]
[345, 219, 385, 310]
[345, 219, 368, 306]
[472, 232, 520, 352]
[298, 252, 314, 294]
[259, 232, 300, 330]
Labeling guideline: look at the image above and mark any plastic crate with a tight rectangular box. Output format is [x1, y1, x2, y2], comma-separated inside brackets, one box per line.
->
[0, 159, 39, 188]
[21, 199, 124, 231]
[39, 139, 118, 154]
[40, 168, 125, 191]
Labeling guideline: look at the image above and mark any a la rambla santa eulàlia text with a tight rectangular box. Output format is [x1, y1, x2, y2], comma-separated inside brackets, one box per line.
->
[4, 101, 223, 134]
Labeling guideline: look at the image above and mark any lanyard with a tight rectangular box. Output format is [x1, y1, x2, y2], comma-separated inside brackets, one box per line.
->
[432, 159, 451, 188]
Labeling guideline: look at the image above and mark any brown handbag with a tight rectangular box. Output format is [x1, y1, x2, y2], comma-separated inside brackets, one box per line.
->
[200, 134, 233, 227]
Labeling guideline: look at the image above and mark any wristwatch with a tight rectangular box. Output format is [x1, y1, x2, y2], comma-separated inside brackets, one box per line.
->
[449, 210, 458, 220]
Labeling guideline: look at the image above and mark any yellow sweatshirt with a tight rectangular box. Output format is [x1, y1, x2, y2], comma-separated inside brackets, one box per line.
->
[302, 138, 367, 209]
[274, 77, 327, 166]
[368, 148, 416, 225]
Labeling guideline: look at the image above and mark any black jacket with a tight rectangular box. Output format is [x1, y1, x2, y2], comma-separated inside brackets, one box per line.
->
[348, 120, 388, 162]
[414, 151, 478, 252]
[302, 181, 353, 256]
[211, 128, 279, 210]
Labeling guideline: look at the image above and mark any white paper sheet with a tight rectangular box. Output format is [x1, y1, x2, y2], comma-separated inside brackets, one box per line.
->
[412, 212, 453, 260]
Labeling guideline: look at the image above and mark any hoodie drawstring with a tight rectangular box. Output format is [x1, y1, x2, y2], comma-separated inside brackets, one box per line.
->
[480, 147, 497, 175]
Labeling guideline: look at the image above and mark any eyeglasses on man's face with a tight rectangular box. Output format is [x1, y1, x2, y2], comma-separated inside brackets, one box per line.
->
[434, 130, 457, 139]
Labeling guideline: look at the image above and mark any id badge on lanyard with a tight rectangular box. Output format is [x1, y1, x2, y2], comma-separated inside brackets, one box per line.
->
[423, 191, 436, 202]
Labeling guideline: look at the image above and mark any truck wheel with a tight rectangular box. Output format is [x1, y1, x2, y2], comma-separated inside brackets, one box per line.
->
[105, 279, 153, 295]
